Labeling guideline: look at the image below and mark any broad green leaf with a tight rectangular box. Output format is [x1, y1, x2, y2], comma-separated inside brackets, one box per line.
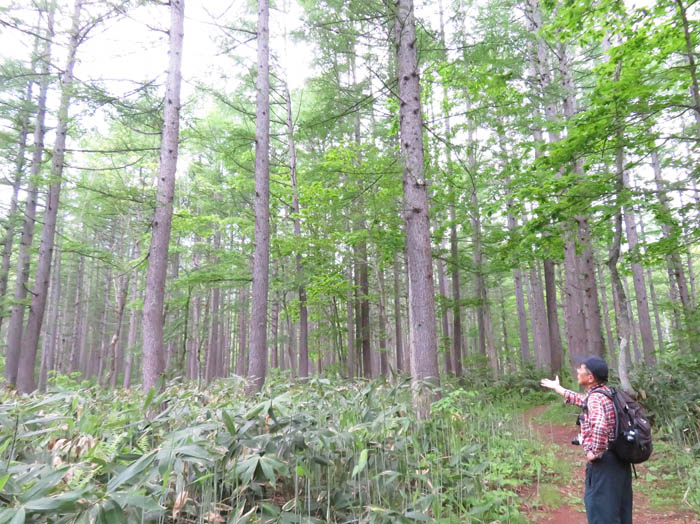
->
[21, 466, 69, 501]
[222, 410, 236, 436]
[96, 498, 127, 524]
[8, 508, 24, 524]
[0, 473, 9, 492]
[351, 448, 368, 478]
[107, 450, 157, 492]
[24, 490, 84, 512]
[111, 492, 163, 512]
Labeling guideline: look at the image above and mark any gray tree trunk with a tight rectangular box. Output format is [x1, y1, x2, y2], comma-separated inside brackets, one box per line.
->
[16, 0, 81, 393]
[108, 273, 130, 388]
[38, 242, 61, 391]
[395, 0, 440, 417]
[437, 252, 452, 374]
[638, 217, 665, 351]
[123, 273, 140, 389]
[543, 260, 563, 374]
[4, 4, 54, 386]
[236, 284, 250, 376]
[142, 0, 184, 392]
[438, 0, 462, 377]
[248, 0, 271, 391]
[651, 149, 696, 347]
[608, 146, 635, 394]
[393, 254, 403, 373]
[505, 177, 531, 365]
[530, 263, 551, 370]
[346, 252, 355, 377]
[0, 69, 35, 333]
[622, 171, 655, 364]
[285, 83, 308, 378]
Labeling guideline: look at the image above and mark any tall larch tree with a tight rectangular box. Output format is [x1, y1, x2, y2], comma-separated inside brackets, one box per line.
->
[142, 0, 185, 392]
[395, 0, 440, 417]
[16, 0, 82, 393]
[4, 2, 54, 387]
[248, 0, 271, 392]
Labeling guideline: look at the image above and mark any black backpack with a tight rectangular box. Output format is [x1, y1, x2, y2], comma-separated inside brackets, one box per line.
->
[588, 387, 653, 464]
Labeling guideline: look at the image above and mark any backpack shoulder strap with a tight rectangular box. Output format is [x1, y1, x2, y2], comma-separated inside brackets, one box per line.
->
[586, 386, 619, 436]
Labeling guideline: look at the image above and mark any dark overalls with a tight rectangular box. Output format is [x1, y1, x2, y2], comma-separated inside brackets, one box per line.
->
[583, 406, 633, 523]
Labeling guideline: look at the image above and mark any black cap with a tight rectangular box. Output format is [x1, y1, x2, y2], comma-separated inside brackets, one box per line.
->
[575, 355, 609, 383]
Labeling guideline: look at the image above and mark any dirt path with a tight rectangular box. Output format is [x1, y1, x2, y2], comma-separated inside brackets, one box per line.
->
[519, 405, 699, 524]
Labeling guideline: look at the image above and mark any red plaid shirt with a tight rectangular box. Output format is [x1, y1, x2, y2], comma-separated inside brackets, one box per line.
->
[564, 385, 616, 458]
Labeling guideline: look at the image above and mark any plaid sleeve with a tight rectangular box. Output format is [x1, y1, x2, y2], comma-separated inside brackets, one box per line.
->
[585, 392, 613, 457]
[563, 389, 585, 408]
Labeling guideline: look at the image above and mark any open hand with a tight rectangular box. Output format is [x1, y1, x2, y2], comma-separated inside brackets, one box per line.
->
[540, 376, 560, 390]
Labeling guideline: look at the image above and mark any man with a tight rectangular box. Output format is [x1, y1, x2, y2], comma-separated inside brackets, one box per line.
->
[540, 356, 632, 524]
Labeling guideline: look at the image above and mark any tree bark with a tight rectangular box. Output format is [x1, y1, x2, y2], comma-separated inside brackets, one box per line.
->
[622, 172, 656, 364]
[651, 149, 697, 347]
[123, 273, 140, 389]
[236, 284, 250, 376]
[39, 242, 61, 392]
[438, 0, 463, 378]
[142, 0, 184, 392]
[436, 252, 452, 373]
[4, 4, 54, 387]
[0, 68, 35, 333]
[530, 263, 551, 370]
[393, 254, 403, 373]
[346, 252, 355, 377]
[248, 0, 271, 391]
[285, 83, 308, 379]
[608, 144, 635, 394]
[543, 260, 563, 374]
[17, 0, 82, 393]
[505, 175, 531, 365]
[395, 0, 441, 417]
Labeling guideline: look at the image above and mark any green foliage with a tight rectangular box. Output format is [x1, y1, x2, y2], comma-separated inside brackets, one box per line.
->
[0, 378, 560, 523]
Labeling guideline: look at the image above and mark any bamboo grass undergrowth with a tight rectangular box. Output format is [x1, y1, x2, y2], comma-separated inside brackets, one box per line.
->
[0, 367, 695, 523]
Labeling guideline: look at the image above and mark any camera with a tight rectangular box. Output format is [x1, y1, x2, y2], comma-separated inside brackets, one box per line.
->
[571, 414, 584, 445]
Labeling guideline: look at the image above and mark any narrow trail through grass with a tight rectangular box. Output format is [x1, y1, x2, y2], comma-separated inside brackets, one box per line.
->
[518, 404, 700, 524]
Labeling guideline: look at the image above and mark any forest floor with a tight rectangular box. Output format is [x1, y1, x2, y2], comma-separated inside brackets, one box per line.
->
[518, 405, 700, 524]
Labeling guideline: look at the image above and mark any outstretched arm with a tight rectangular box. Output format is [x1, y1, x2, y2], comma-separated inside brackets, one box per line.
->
[541, 375, 585, 408]
[540, 376, 565, 396]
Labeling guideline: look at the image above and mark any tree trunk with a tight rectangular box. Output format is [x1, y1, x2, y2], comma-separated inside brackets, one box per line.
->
[530, 263, 551, 370]
[39, 242, 61, 391]
[438, 0, 462, 378]
[638, 217, 665, 352]
[595, 258, 618, 366]
[543, 260, 563, 374]
[608, 134, 635, 394]
[108, 273, 130, 388]
[505, 175, 531, 365]
[205, 230, 222, 382]
[248, 0, 271, 391]
[4, 4, 54, 387]
[346, 253, 355, 377]
[436, 253, 452, 373]
[622, 172, 655, 364]
[123, 273, 140, 389]
[395, 0, 440, 417]
[393, 254, 404, 374]
[623, 276, 641, 364]
[16, 0, 81, 393]
[236, 284, 250, 376]
[0, 68, 35, 333]
[285, 83, 308, 379]
[651, 149, 697, 347]
[142, 0, 184, 392]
